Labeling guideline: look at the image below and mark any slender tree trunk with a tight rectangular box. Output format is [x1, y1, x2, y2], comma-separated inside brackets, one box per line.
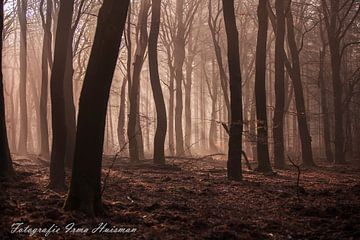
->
[208, 0, 230, 121]
[286, 3, 315, 167]
[0, 2, 14, 176]
[148, 0, 167, 164]
[49, 0, 74, 190]
[117, 77, 127, 150]
[208, 59, 219, 151]
[174, 0, 185, 155]
[39, 0, 53, 159]
[323, 0, 345, 164]
[17, 0, 28, 155]
[273, 0, 286, 168]
[184, 51, 194, 154]
[168, 61, 175, 155]
[63, 34, 77, 168]
[222, 0, 243, 181]
[64, 0, 130, 216]
[254, 0, 272, 172]
[128, 0, 150, 163]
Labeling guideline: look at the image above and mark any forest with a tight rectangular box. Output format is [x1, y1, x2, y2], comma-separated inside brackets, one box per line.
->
[0, 0, 359, 239]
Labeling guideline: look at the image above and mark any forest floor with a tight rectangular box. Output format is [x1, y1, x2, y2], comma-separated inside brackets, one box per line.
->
[1, 155, 360, 240]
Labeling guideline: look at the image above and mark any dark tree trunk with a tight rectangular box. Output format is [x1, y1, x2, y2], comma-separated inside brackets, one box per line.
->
[222, 0, 243, 181]
[273, 0, 286, 168]
[128, 0, 150, 163]
[64, 0, 130, 216]
[325, 1, 345, 164]
[63, 37, 77, 168]
[168, 63, 175, 155]
[174, 0, 185, 155]
[49, 0, 74, 190]
[0, 2, 14, 176]
[286, 4, 315, 167]
[208, 0, 230, 121]
[39, 0, 53, 159]
[148, 0, 167, 164]
[117, 77, 127, 150]
[17, 0, 28, 155]
[254, 0, 272, 172]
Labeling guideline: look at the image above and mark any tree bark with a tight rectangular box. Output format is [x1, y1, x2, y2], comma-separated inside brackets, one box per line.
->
[128, 0, 150, 163]
[286, 2, 315, 167]
[64, 0, 130, 216]
[39, 0, 53, 159]
[17, 0, 28, 155]
[117, 77, 127, 150]
[324, 0, 345, 164]
[254, 0, 272, 172]
[174, 0, 185, 155]
[273, 0, 286, 168]
[0, 1, 14, 176]
[148, 0, 167, 164]
[222, 0, 243, 181]
[49, 0, 74, 190]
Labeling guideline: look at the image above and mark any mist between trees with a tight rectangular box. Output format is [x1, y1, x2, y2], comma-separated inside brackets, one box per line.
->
[0, 0, 359, 216]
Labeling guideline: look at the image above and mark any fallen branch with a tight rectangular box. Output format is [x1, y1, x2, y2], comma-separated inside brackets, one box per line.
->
[166, 153, 226, 161]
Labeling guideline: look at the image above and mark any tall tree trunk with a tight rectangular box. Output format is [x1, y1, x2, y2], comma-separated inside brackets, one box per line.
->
[273, 0, 286, 168]
[173, 0, 185, 155]
[222, 0, 243, 181]
[17, 0, 28, 155]
[208, 0, 230, 121]
[148, 0, 167, 164]
[168, 60, 175, 155]
[39, 0, 53, 159]
[64, 0, 130, 216]
[49, 0, 74, 190]
[0, 1, 14, 176]
[128, 0, 150, 163]
[184, 48, 193, 154]
[254, 0, 272, 172]
[286, 3, 315, 167]
[208, 59, 219, 151]
[326, 1, 345, 164]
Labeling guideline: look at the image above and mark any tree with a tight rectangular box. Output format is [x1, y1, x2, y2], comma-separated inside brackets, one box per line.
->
[273, 0, 286, 168]
[64, 0, 130, 216]
[173, 0, 186, 155]
[322, 0, 360, 164]
[222, 0, 243, 181]
[318, 18, 333, 163]
[17, 0, 28, 154]
[39, 0, 53, 159]
[0, 0, 14, 177]
[148, 0, 167, 164]
[128, 0, 150, 163]
[254, 0, 272, 172]
[49, 0, 75, 190]
[64, 0, 86, 167]
[208, 0, 230, 120]
[286, 0, 315, 167]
